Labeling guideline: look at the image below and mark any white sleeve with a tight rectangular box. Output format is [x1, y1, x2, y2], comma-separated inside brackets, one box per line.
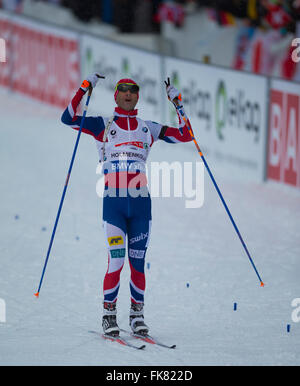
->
[145, 120, 163, 142]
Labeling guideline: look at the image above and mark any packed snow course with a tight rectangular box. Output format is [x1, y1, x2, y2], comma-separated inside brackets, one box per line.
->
[0, 88, 300, 366]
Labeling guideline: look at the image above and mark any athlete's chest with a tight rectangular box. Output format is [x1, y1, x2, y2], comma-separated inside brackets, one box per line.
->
[106, 118, 152, 150]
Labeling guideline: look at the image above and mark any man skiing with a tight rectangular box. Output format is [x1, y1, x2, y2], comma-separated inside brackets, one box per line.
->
[61, 74, 193, 337]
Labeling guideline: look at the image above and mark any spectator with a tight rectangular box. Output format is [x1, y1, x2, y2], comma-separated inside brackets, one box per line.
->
[62, 0, 101, 23]
[110, 0, 136, 32]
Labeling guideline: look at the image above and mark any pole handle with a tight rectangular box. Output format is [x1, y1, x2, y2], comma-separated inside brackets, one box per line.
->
[87, 75, 105, 96]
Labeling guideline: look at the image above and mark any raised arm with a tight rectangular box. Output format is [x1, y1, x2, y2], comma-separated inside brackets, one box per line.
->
[146, 79, 193, 144]
[61, 73, 107, 141]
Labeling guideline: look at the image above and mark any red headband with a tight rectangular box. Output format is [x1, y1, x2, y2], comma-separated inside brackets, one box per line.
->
[114, 78, 139, 103]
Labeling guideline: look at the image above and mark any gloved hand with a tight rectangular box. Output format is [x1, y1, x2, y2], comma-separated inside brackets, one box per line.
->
[80, 73, 102, 91]
[164, 77, 182, 104]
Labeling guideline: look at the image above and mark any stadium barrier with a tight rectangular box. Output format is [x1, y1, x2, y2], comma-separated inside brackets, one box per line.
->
[0, 9, 299, 187]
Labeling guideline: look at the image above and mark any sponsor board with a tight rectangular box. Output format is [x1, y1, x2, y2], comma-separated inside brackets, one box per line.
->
[0, 11, 80, 108]
[164, 57, 268, 182]
[267, 79, 300, 188]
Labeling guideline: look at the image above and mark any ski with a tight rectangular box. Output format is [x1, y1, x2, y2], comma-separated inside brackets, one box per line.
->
[88, 330, 146, 350]
[120, 329, 176, 349]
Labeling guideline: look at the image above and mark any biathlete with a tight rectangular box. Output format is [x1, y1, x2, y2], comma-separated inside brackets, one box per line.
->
[61, 74, 193, 337]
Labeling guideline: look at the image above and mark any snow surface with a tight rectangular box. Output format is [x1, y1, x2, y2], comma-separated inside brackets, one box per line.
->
[0, 87, 300, 366]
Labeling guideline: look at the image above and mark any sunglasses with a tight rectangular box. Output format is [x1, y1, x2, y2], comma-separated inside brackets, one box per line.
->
[116, 83, 140, 93]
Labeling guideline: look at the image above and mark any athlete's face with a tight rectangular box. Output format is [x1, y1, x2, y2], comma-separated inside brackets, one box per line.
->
[116, 89, 139, 111]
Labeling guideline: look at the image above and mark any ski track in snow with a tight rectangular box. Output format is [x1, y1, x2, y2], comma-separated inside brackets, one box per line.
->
[0, 88, 300, 366]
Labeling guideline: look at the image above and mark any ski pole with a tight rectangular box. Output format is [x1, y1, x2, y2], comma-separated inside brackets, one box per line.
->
[167, 81, 265, 287]
[34, 83, 97, 298]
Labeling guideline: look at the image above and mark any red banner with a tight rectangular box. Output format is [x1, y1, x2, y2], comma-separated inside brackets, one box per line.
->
[0, 17, 12, 87]
[267, 85, 300, 188]
[0, 16, 80, 108]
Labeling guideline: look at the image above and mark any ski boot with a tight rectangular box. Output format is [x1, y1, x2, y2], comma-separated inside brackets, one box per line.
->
[102, 302, 120, 337]
[129, 302, 149, 336]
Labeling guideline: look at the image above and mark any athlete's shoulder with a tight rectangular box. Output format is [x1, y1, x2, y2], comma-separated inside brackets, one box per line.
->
[143, 120, 163, 142]
[144, 120, 162, 127]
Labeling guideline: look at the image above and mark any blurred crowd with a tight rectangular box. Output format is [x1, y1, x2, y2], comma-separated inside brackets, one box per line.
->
[198, 0, 300, 32]
[63, 0, 300, 34]
[1, 1, 299, 33]
[61, 0, 162, 32]
[157, 1, 300, 32]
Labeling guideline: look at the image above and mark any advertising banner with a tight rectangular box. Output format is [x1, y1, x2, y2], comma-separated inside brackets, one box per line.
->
[164, 57, 268, 182]
[0, 12, 80, 108]
[267, 79, 300, 188]
[80, 35, 163, 121]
